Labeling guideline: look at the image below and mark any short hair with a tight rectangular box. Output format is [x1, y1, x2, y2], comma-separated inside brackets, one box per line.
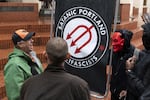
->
[46, 37, 68, 64]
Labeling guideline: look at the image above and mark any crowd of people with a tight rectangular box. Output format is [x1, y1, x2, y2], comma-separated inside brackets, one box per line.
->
[4, 29, 91, 100]
[2, 3, 150, 99]
[20, 37, 91, 100]
[4, 22, 150, 100]
[110, 22, 150, 100]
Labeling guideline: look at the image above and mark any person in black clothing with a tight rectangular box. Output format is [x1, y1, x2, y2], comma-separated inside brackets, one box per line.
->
[20, 37, 91, 100]
[126, 23, 150, 100]
[110, 29, 135, 100]
[139, 85, 150, 100]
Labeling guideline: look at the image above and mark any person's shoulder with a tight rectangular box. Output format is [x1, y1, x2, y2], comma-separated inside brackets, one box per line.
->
[66, 73, 88, 85]
[139, 50, 149, 58]
[23, 74, 41, 85]
[128, 44, 135, 53]
[140, 85, 150, 100]
[21, 75, 40, 93]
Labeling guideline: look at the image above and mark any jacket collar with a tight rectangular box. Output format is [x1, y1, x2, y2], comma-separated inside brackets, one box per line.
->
[9, 47, 32, 62]
[45, 64, 65, 72]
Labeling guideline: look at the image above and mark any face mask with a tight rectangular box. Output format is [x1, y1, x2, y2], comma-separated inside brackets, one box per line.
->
[112, 32, 125, 52]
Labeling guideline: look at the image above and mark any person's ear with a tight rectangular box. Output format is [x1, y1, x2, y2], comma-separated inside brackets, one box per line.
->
[65, 53, 71, 60]
[121, 38, 125, 46]
[17, 41, 25, 48]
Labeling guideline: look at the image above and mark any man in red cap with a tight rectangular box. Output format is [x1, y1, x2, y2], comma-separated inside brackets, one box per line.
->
[4, 29, 43, 100]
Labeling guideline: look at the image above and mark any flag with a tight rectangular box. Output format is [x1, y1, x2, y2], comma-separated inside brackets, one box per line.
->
[54, 0, 116, 95]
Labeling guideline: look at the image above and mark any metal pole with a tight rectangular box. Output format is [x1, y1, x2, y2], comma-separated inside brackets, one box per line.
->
[107, 0, 120, 95]
[50, 0, 55, 39]
[106, 0, 120, 97]
[90, 0, 120, 99]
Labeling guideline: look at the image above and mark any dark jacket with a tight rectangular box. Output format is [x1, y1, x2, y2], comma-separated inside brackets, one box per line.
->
[20, 64, 91, 100]
[126, 50, 150, 100]
[110, 45, 135, 100]
[140, 85, 150, 100]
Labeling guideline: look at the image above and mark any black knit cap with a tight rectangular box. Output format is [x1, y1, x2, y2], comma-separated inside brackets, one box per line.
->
[12, 29, 35, 45]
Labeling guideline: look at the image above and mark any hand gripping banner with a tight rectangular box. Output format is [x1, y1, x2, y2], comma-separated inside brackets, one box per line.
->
[53, 0, 116, 96]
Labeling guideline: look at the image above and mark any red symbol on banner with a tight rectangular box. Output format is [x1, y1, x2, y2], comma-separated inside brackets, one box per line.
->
[66, 25, 94, 54]
[99, 45, 105, 51]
